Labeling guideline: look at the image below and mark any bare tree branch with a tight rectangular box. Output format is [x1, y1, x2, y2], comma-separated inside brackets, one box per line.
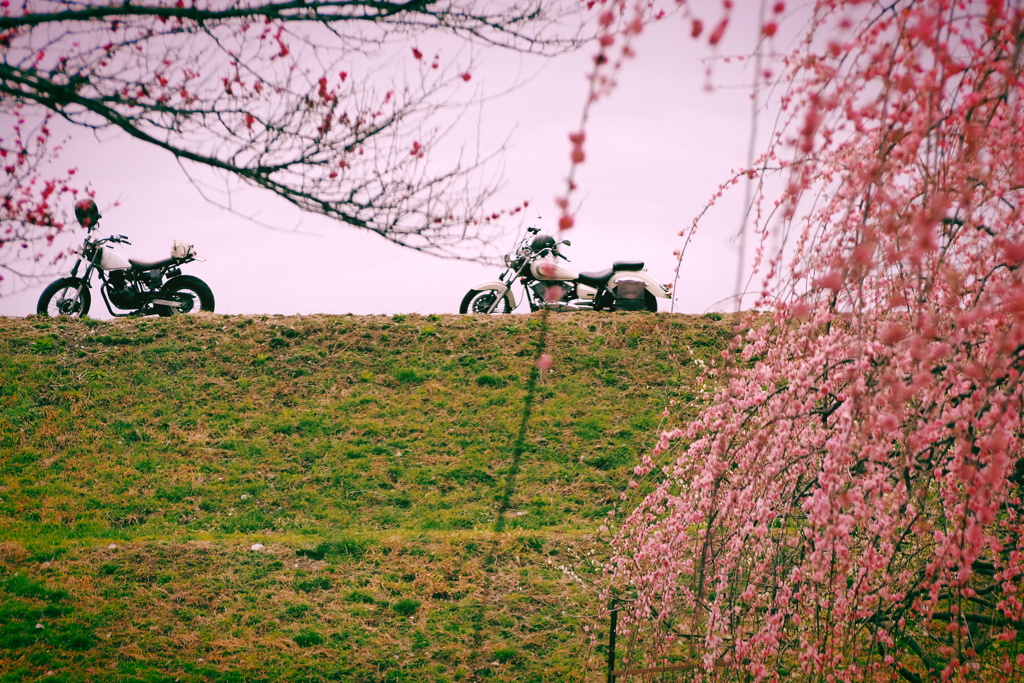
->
[0, 0, 590, 290]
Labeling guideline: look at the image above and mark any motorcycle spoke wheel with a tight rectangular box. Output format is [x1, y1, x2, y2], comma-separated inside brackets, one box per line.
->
[158, 276, 215, 316]
[460, 289, 511, 314]
[37, 278, 91, 317]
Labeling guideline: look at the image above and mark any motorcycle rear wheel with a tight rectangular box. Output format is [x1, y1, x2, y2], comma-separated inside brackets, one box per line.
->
[157, 275, 215, 316]
[460, 288, 512, 314]
[37, 277, 92, 317]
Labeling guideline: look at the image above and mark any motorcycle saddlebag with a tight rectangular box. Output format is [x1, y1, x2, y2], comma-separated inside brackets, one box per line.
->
[615, 279, 646, 311]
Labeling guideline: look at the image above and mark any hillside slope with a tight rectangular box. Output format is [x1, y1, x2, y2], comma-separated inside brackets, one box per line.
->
[0, 312, 733, 682]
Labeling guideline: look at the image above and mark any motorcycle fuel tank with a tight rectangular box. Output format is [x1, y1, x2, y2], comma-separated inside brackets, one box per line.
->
[530, 258, 577, 281]
[100, 248, 131, 271]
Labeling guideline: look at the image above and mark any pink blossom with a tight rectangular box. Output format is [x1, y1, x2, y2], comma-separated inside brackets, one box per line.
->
[596, 2, 1024, 679]
[814, 270, 844, 291]
[708, 18, 728, 46]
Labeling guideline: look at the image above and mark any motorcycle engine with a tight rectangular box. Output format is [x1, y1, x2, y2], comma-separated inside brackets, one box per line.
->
[106, 271, 144, 309]
[531, 281, 573, 303]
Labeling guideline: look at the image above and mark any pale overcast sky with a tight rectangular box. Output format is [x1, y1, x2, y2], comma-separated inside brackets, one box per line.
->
[0, 11, 763, 318]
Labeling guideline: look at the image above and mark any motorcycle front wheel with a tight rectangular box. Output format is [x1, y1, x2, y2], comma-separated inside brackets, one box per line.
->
[157, 275, 215, 316]
[460, 288, 512, 314]
[37, 277, 92, 317]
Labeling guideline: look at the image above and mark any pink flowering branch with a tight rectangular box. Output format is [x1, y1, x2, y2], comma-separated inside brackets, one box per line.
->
[554, 1, 675, 235]
[589, 2, 1024, 681]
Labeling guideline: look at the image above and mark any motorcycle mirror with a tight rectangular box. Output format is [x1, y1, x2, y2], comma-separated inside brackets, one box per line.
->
[561, 240, 572, 247]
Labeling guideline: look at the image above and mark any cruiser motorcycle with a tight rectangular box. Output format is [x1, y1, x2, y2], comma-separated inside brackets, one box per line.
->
[36, 198, 215, 317]
[460, 227, 670, 314]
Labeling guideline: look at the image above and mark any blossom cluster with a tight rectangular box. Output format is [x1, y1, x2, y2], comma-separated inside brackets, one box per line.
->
[600, 2, 1024, 680]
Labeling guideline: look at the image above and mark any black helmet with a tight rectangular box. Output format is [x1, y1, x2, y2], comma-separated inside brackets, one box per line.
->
[530, 234, 556, 252]
[74, 198, 101, 228]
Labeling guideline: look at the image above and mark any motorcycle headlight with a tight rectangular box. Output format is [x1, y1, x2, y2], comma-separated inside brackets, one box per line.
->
[503, 254, 512, 268]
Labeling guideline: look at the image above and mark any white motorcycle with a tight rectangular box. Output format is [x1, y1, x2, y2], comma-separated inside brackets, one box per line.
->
[460, 227, 671, 314]
[36, 198, 215, 317]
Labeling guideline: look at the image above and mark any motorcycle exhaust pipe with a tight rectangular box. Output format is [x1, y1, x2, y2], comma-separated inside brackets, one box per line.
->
[539, 302, 590, 311]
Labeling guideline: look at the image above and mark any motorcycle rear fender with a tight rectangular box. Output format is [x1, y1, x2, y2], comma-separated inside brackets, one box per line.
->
[608, 271, 670, 298]
[470, 281, 518, 309]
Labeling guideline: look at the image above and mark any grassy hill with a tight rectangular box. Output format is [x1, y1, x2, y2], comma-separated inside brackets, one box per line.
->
[0, 311, 734, 682]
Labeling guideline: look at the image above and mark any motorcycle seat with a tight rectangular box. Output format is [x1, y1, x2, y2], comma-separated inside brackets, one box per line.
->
[129, 257, 178, 270]
[578, 269, 614, 287]
[578, 261, 645, 288]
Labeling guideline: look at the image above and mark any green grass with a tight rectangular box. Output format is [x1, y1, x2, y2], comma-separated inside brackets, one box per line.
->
[0, 311, 735, 681]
